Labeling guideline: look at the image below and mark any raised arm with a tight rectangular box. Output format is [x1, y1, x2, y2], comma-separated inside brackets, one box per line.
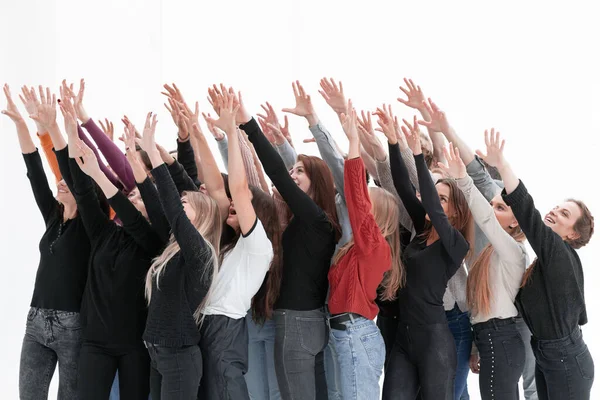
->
[439, 144, 524, 264]
[206, 91, 256, 234]
[404, 118, 469, 263]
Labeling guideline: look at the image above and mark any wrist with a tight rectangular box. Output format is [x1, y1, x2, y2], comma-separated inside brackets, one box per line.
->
[238, 111, 252, 125]
[306, 113, 318, 127]
[177, 130, 190, 142]
[79, 114, 91, 125]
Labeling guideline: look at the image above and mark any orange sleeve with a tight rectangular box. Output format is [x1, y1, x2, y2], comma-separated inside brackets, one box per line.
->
[38, 133, 62, 183]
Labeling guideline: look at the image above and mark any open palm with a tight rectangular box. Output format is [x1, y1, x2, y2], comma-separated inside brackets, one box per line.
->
[475, 128, 506, 168]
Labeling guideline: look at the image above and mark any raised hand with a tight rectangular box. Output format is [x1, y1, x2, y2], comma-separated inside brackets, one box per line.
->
[418, 98, 450, 134]
[62, 79, 90, 124]
[161, 83, 186, 105]
[229, 87, 251, 125]
[437, 143, 466, 179]
[397, 78, 426, 110]
[2, 84, 25, 123]
[475, 128, 506, 168]
[30, 86, 58, 131]
[164, 97, 188, 139]
[202, 90, 239, 135]
[74, 139, 101, 177]
[282, 81, 317, 125]
[138, 112, 159, 156]
[401, 115, 423, 155]
[58, 96, 79, 155]
[207, 84, 226, 116]
[202, 112, 225, 141]
[318, 77, 347, 115]
[98, 118, 114, 141]
[340, 99, 358, 141]
[373, 104, 397, 144]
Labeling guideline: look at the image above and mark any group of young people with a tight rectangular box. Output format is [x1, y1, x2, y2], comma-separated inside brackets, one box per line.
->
[5, 76, 594, 400]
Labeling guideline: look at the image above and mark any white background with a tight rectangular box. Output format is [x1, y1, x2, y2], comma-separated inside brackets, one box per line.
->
[1, 1, 599, 398]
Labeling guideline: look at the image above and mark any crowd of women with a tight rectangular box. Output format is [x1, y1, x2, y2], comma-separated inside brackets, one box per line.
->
[4, 76, 594, 400]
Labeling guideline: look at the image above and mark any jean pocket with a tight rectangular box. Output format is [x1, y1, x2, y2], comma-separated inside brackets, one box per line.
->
[575, 347, 594, 380]
[502, 334, 525, 367]
[55, 312, 82, 331]
[26, 308, 37, 322]
[360, 331, 385, 371]
[296, 316, 327, 356]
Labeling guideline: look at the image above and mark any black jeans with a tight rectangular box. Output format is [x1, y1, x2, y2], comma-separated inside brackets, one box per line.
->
[376, 314, 398, 372]
[273, 308, 329, 400]
[147, 343, 202, 400]
[531, 327, 594, 400]
[382, 322, 457, 400]
[78, 341, 150, 399]
[198, 315, 249, 400]
[19, 307, 82, 400]
[473, 318, 525, 400]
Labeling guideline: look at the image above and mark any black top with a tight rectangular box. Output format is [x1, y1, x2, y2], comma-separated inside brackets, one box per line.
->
[176, 139, 201, 188]
[167, 158, 199, 194]
[58, 149, 165, 346]
[389, 144, 469, 325]
[143, 164, 213, 347]
[242, 118, 337, 311]
[23, 150, 90, 312]
[503, 180, 587, 340]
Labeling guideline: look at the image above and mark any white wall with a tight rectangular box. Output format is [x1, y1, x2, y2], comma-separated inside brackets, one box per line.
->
[1, 1, 598, 398]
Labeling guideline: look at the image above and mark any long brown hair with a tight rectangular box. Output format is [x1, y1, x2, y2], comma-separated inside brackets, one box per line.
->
[296, 154, 342, 242]
[467, 225, 526, 317]
[420, 178, 475, 260]
[333, 187, 404, 300]
[521, 199, 594, 287]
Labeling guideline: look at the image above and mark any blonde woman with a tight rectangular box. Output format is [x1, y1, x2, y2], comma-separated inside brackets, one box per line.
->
[138, 113, 222, 399]
[439, 142, 528, 400]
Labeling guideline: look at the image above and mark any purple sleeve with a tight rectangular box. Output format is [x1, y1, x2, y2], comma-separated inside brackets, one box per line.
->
[82, 118, 135, 192]
[78, 125, 123, 191]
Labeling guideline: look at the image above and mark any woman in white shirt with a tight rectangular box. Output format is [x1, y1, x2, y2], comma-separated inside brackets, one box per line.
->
[198, 93, 281, 399]
[439, 142, 528, 400]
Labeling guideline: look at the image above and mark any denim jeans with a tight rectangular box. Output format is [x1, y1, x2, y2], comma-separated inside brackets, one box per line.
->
[19, 307, 82, 400]
[78, 342, 150, 399]
[329, 315, 385, 400]
[245, 313, 281, 400]
[473, 318, 525, 400]
[273, 308, 329, 400]
[382, 322, 457, 400]
[446, 305, 472, 400]
[199, 315, 249, 400]
[515, 317, 538, 400]
[147, 343, 202, 400]
[531, 327, 594, 400]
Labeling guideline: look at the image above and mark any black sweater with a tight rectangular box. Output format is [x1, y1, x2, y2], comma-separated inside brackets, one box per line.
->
[57, 149, 165, 345]
[389, 144, 469, 325]
[143, 164, 213, 347]
[176, 139, 201, 188]
[242, 118, 337, 311]
[23, 150, 90, 312]
[503, 180, 587, 340]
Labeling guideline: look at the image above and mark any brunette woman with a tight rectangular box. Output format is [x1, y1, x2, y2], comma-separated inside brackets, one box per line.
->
[382, 117, 474, 400]
[481, 129, 594, 400]
[240, 83, 341, 400]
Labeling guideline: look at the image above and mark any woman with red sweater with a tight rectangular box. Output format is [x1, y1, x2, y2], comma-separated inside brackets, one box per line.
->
[327, 103, 402, 400]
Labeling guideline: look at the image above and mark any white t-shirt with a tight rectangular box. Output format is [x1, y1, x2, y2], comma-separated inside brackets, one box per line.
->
[203, 219, 274, 319]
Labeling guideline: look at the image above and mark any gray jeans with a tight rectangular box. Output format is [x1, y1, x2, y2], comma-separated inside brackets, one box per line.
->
[19, 307, 83, 400]
[273, 308, 329, 400]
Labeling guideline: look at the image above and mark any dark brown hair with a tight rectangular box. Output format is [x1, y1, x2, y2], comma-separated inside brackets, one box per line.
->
[296, 154, 342, 242]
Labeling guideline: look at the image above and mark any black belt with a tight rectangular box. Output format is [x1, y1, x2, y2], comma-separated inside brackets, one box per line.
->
[328, 313, 364, 331]
[472, 317, 516, 335]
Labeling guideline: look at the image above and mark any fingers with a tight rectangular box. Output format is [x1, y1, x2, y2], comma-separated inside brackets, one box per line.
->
[303, 137, 316, 143]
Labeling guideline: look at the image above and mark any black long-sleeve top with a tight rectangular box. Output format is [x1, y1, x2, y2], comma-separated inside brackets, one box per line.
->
[502, 181, 587, 340]
[242, 118, 337, 311]
[143, 164, 213, 347]
[389, 144, 469, 325]
[176, 139, 201, 188]
[23, 150, 90, 312]
[167, 158, 199, 194]
[57, 148, 165, 345]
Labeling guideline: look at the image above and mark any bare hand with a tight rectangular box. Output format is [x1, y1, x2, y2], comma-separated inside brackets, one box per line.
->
[418, 98, 450, 134]
[30, 86, 57, 131]
[397, 78, 426, 110]
[202, 90, 239, 135]
[340, 99, 358, 141]
[74, 139, 101, 177]
[202, 112, 225, 141]
[438, 143, 466, 179]
[98, 118, 115, 141]
[469, 354, 480, 374]
[319, 78, 347, 115]
[62, 79, 90, 123]
[138, 112, 158, 155]
[401, 115, 423, 155]
[2, 84, 25, 123]
[282, 81, 317, 123]
[475, 128, 506, 168]
[373, 104, 397, 144]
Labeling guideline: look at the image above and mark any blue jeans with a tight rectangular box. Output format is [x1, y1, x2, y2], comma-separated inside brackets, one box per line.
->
[329, 315, 385, 400]
[245, 313, 281, 400]
[446, 305, 472, 400]
[19, 307, 82, 400]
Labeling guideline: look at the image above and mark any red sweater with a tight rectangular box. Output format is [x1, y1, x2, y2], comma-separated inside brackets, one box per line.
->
[328, 157, 391, 320]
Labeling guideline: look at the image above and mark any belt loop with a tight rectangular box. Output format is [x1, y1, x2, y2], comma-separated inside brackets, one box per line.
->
[349, 313, 355, 324]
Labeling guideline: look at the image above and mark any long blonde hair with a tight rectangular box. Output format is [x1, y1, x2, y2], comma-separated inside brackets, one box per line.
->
[467, 224, 525, 317]
[145, 191, 222, 325]
[333, 187, 404, 301]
